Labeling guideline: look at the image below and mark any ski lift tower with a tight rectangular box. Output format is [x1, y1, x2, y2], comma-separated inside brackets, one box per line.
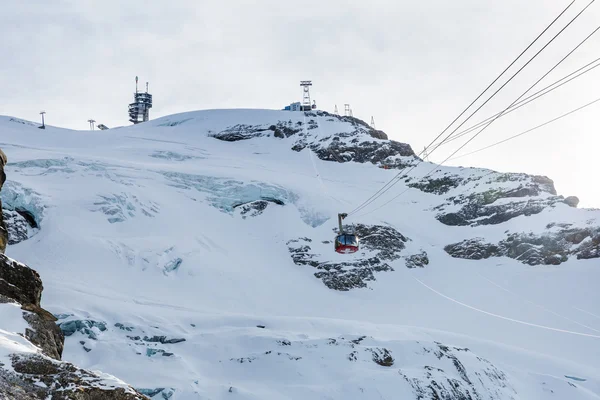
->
[128, 76, 153, 124]
[300, 81, 316, 111]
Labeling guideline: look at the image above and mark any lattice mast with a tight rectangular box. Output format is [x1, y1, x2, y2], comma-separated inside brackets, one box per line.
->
[300, 81, 316, 111]
[128, 76, 153, 124]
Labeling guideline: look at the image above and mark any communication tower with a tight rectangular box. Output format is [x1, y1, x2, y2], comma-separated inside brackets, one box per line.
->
[334, 105, 339, 115]
[128, 76, 153, 124]
[370, 116, 376, 129]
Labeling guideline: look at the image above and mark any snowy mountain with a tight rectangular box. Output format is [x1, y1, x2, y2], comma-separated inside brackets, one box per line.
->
[1, 109, 599, 399]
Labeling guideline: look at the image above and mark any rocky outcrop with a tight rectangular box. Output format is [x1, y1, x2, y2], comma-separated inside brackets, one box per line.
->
[445, 225, 600, 265]
[0, 253, 148, 399]
[233, 198, 284, 219]
[3, 208, 36, 245]
[210, 112, 417, 170]
[1, 353, 147, 400]
[0, 148, 7, 253]
[288, 224, 426, 290]
[430, 172, 563, 226]
[399, 342, 516, 400]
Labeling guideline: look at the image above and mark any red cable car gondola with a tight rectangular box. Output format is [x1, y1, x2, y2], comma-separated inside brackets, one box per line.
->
[334, 213, 359, 254]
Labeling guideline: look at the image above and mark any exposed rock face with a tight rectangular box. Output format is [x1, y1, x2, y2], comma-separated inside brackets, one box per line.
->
[210, 112, 417, 170]
[233, 198, 284, 219]
[0, 254, 148, 398]
[445, 225, 600, 265]
[1, 354, 147, 400]
[430, 172, 563, 227]
[399, 342, 516, 400]
[0, 253, 63, 361]
[287, 224, 426, 290]
[0, 254, 44, 308]
[3, 209, 35, 245]
[0, 148, 7, 253]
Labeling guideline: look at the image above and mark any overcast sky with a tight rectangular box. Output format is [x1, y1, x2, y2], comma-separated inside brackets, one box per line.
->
[1, 0, 599, 207]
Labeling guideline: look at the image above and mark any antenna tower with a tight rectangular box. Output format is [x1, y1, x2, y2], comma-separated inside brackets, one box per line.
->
[370, 116, 376, 129]
[334, 105, 339, 115]
[128, 76, 153, 124]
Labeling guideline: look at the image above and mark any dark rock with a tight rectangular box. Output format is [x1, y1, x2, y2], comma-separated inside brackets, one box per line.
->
[399, 343, 514, 400]
[409, 175, 464, 195]
[445, 227, 600, 265]
[209, 115, 416, 170]
[564, 196, 580, 208]
[405, 251, 429, 268]
[0, 254, 43, 307]
[142, 336, 186, 344]
[369, 130, 388, 140]
[0, 148, 7, 253]
[3, 209, 29, 245]
[2, 354, 148, 399]
[314, 139, 415, 170]
[532, 175, 557, 195]
[234, 200, 270, 218]
[115, 322, 135, 332]
[433, 172, 562, 227]
[445, 238, 501, 260]
[370, 348, 394, 367]
[437, 196, 560, 227]
[211, 124, 272, 141]
[287, 224, 410, 290]
[22, 307, 64, 360]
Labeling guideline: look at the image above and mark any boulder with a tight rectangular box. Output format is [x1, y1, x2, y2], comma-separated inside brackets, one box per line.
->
[564, 196, 580, 208]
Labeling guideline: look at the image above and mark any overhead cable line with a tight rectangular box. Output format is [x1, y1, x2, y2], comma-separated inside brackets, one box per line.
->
[448, 96, 600, 160]
[348, 0, 584, 216]
[354, 9, 600, 217]
[429, 56, 600, 150]
[346, 1, 577, 217]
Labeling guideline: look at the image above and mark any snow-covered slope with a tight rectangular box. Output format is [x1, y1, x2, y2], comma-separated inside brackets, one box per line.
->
[1, 109, 599, 399]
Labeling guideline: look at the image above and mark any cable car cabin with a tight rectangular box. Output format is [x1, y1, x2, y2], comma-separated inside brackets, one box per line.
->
[335, 234, 359, 254]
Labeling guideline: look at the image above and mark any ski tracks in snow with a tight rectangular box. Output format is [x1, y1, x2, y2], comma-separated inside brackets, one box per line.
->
[474, 272, 600, 334]
[412, 275, 600, 339]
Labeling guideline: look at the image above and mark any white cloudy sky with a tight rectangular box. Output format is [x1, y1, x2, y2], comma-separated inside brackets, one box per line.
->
[1, 0, 599, 206]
